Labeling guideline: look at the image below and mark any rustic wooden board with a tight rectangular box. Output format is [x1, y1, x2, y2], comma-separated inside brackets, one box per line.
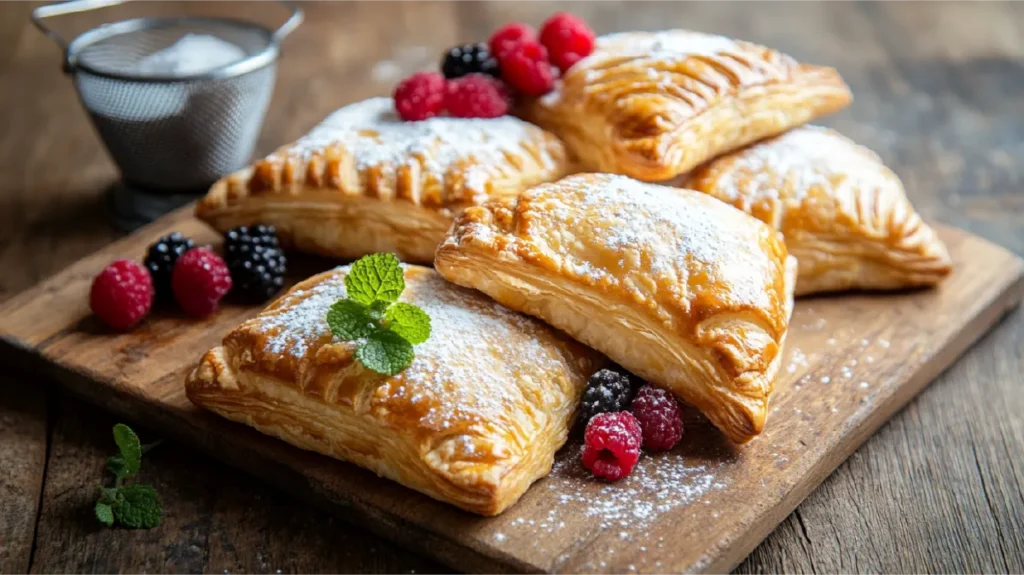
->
[0, 207, 1021, 574]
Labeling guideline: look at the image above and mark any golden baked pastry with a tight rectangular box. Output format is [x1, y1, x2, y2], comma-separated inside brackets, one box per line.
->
[185, 265, 602, 516]
[435, 173, 796, 444]
[685, 125, 953, 295]
[196, 97, 571, 263]
[521, 30, 852, 181]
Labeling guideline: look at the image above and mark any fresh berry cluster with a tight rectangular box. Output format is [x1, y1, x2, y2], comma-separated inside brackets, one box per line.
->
[223, 225, 288, 303]
[578, 367, 684, 480]
[392, 12, 595, 121]
[89, 226, 287, 331]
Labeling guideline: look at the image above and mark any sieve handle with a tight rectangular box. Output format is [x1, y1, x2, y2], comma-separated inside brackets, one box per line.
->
[31, 0, 126, 51]
[272, 1, 303, 42]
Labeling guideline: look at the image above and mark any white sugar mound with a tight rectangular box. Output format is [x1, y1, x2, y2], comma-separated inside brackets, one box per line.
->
[135, 34, 246, 77]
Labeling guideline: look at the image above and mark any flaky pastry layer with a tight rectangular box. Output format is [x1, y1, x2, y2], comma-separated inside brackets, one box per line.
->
[197, 98, 571, 263]
[436, 174, 795, 443]
[185, 265, 603, 515]
[684, 125, 952, 295]
[521, 31, 852, 181]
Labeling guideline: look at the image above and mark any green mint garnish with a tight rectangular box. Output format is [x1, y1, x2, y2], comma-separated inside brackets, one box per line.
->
[112, 484, 163, 529]
[356, 329, 415, 375]
[109, 423, 142, 477]
[326, 299, 378, 340]
[95, 423, 163, 529]
[344, 253, 405, 306]
[326, 253, 432, 376]
[385, 302, 431, 345]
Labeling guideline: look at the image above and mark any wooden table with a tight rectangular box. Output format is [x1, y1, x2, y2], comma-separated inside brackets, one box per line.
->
[2, 2, 1022, 572]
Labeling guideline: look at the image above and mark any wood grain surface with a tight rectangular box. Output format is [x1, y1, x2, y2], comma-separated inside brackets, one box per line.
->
[1, 1, 1023, 573]
[1, 208, 1022, 574]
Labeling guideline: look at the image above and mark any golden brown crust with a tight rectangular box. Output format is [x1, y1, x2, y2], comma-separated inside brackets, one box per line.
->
[435, 173, 795, 443]
[520, 31, 852, 181]
[196, 98, 571, 263]
[185, 265, 603, 515]
[684, 125, 952, 295]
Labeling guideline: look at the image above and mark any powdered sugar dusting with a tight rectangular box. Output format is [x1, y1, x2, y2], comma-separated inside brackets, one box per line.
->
[597, 30, 738, 59]
[260, 279, 349, 357]
[252, 267, 573, 433]
[712, 125, 895, 209]
[281, 98, 543, 201]
[582, 30, 738, 74]
[135, 34, 246, 77]
[539, 444, 725, 532]
[539, 174, 782, 311]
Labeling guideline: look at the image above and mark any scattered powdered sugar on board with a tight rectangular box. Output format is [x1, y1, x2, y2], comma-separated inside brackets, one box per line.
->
[281, 98, 543, 200]
[535, 443, 726, 532]
[253, 267, 569, 432]
[713, 125, 895, 208]
[545, 174, 782, 310]
[785, 347, 808, 374]
[135, 34, 246, 77]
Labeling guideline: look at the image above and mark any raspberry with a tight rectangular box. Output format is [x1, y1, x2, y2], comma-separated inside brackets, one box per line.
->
[582, 412, 642, 480]
[539, 12, 596, 73]
[393, 72, 446, 121]
[631, 385, 684, 451]
[497, 41, 555, 96]
[441, 43, 500, 80]
[444, 74, 509, 118]
[488, 22, 536, 57]
[172, 248, 232, 318]
[89, 260, 154, 331]
[578, 368, 635, 427]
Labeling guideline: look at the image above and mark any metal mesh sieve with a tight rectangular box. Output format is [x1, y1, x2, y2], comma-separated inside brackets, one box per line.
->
[33, 0, 302, 192]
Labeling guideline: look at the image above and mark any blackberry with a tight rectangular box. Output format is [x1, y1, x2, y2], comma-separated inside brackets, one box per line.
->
[223, 225, 287, 302]
[578, 368, 636, 428]
[441, 43, 501, 80]
[144, 232, 194, 301]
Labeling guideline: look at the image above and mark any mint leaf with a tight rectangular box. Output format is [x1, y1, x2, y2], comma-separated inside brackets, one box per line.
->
[95, 502, 114, 526]
[345, 253, 404, 305]
[113, 484, 162, 529]
[368, 300, 390, 321]
[97, 486, 120, 505]
[326, 299, 378, 341]
[112, 424, 141, 478]
[355, 330, 414, 375]
[106, 455, 127, 477]
[385, 303, 431, 345]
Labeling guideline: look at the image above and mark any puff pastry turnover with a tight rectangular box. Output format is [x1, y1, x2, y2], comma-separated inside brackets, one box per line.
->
[185, 265, 602, 515]
[435, 173, 796, 443]
[196, 97, 570, 263]
[685, 125, 952, 295]
[521, 30, 852, 181]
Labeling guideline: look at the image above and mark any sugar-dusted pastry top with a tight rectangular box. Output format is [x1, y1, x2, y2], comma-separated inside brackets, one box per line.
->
[198, 97, 569, 215]
[194, 97, 571, 263]
[522, 30, 852, 181]
[185, 265, 602, 515]
[443, 173, 792, 335]
[436, 173, 794, 443]
[692, 125, 897, 208]
[686, 125, 952, 294]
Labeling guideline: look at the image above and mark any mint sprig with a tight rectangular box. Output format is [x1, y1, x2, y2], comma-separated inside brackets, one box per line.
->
[326, 253, 432, 375]
[95, 423, 163, 529]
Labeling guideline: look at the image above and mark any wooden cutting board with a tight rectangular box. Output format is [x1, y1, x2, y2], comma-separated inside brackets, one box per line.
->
[1, 206, 1021, 574]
